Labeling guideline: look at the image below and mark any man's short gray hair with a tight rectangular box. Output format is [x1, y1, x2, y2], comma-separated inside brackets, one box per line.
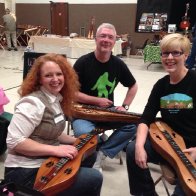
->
[96, 23, 117, 37]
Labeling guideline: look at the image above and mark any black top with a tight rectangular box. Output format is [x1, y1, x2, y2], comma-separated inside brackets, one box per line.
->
[141, 70, 196, 147]
[74, 52, 136, 102]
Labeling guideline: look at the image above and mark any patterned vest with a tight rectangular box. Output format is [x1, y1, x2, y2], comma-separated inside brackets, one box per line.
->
[29, 91, 65, 146]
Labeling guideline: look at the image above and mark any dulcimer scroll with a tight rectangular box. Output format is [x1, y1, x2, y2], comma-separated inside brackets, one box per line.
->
[149, 121, 196, 196]
[72, 104, 141, 124]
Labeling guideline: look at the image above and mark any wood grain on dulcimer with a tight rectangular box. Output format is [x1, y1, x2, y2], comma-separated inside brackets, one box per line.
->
[34, 132, 99, 196]
[72, 104, 141, 123]
[149, 121, 196, 196]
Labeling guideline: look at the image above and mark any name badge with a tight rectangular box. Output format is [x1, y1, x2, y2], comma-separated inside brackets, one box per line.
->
[54, 113, 64, 124]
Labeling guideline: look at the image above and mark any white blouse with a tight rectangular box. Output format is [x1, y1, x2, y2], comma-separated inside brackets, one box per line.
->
[5, 87, 63, 168]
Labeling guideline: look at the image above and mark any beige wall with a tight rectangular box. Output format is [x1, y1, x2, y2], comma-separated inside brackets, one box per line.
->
[0, 3, 154, 54]
[69, 4, 154, 53]
[16, 4, 51, 29]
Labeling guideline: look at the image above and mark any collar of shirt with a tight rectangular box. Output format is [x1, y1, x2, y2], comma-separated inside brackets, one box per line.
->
[40, 86, 63, 104]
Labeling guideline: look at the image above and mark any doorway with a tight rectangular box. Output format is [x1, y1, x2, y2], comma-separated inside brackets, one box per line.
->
[50, 2, 69, 36]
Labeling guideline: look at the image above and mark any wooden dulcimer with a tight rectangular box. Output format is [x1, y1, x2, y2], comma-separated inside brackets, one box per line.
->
[72, 104, 141, 124]
[34, 129, 104, 196]
[149, 121, 196, 196]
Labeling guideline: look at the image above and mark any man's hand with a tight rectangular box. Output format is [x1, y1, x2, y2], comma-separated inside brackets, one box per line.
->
[115, 106, 127, 111]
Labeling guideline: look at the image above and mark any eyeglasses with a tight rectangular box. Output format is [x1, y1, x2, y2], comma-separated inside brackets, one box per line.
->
[160, 51, 184, 58]
[97, 34, 116, 40]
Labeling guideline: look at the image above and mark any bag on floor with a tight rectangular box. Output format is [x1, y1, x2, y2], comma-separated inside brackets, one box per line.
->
[0, 116, 9, 155]
[0, 179, 44, 196]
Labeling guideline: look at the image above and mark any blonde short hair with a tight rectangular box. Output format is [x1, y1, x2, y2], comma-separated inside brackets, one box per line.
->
[160, 33, 191, 55]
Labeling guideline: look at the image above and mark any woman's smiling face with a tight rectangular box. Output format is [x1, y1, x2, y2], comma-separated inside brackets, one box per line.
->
[161, 46, 188, 73]
[40, 61, 64, 95]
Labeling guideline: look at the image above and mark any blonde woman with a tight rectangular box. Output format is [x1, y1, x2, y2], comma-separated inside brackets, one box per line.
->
[126, 33, 196, 196]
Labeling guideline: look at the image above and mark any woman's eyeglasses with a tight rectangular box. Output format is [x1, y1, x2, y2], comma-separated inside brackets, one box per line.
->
[160, 51, 184, 58]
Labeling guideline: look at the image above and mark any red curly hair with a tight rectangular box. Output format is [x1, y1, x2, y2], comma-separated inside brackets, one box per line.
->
[18, 53, 80, 117]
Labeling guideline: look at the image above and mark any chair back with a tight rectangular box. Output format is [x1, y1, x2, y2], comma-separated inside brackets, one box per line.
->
[0, 26, 5, 50]
[0, 116, 9, 155]
[0, 112, 13, 155]
[135, 38, 149, 55]
[142, 38, 149, 49]
[160, 162, 176, 185]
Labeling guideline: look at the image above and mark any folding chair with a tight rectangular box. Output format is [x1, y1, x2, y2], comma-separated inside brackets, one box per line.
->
[17, 26, 26, 46]
[36, 26, 49, 36]
[135, 38, 149, 55]
[0, 36, 5, 50]
[0, 25, 6, 50]
[0, 112, 13, 155]
[154, 162, 176, 196]
[24, 26, 39, 45]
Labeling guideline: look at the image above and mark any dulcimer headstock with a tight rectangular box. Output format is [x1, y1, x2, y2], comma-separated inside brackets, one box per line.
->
[90, 128, 105, 135]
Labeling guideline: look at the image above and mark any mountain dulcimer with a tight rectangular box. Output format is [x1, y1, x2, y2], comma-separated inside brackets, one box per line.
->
[149, 121, 196, 196]
[72, 104, 141, 124]
[34, 129, 103, 195]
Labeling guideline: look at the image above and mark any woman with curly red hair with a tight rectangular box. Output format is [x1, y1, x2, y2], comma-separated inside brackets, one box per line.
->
[4, 53, 103, 196]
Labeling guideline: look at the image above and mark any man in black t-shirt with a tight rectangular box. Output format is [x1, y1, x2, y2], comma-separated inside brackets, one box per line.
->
[72, 23, 138, 172]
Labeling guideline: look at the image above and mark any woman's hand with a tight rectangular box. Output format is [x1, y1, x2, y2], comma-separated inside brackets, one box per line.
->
[183, 147, 196, 161]
[54, 145, 78, 159]
[14, 138, 78, 158]
[135, 145, 148, 169]
[134, 123, 149, 169]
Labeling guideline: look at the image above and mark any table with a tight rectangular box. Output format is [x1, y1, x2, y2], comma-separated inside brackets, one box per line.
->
[28, 36, 123, 58]
[144, 44, 161, 69]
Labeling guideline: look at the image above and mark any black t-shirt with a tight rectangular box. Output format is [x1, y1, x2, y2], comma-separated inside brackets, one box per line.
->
[141, 70, 196, 147]
[74, 52, 136, 102]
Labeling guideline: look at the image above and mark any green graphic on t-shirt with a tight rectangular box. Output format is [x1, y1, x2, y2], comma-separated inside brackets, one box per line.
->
[91, 72, 116, 98]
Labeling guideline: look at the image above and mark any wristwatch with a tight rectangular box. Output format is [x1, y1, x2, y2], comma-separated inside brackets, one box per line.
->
[122, 104, 129, 111]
